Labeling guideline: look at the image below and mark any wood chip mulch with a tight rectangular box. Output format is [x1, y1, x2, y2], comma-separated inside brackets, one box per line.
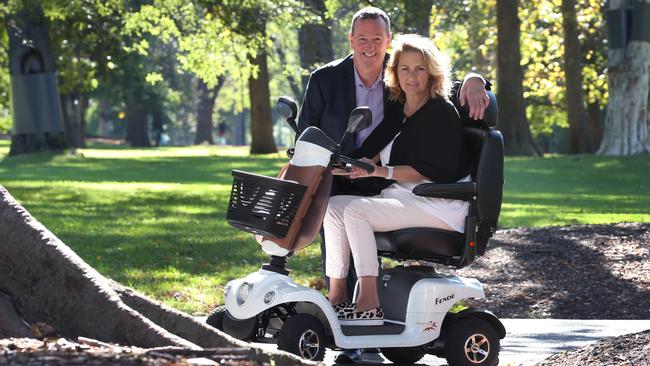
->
[535, 329, 650, 366]
[455, 222, 649, 319]
[450, 223, 649, 366]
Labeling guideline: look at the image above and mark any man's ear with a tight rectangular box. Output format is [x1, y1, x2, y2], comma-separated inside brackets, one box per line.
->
[349, 32, 354, 49]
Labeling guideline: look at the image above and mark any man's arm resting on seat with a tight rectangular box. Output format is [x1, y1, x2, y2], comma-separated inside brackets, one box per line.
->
[458, 73, 490, 120]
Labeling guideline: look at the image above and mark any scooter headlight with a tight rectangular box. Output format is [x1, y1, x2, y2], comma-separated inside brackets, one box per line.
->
[263, 291, 275, 304]
[236, 282, 252, 305]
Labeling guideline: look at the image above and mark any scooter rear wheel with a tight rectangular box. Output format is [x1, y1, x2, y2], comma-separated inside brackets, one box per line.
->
[445, 317, 499, 366]
[381, 347, 426, 364]
[277, 314, 326, 361]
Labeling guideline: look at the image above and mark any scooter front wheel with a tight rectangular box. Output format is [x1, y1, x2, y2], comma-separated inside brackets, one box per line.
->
[206, 305, 256, 341]
[277, 314, 326, 361]
[206, 305, 226, 330]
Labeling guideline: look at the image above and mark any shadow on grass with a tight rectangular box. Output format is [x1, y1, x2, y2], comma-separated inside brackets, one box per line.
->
[1, 155, 286, 184]
[9, 184, 279, 287]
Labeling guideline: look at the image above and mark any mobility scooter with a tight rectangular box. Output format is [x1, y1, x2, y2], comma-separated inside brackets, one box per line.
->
[207, 92, 506, 366]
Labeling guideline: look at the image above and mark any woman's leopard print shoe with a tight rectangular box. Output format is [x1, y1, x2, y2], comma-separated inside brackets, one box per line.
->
[338, 306, 384, 326]
[332, 302, 354, 317]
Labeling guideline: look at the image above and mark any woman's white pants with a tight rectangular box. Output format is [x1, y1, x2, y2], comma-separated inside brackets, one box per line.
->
[323, 194, 455, 279]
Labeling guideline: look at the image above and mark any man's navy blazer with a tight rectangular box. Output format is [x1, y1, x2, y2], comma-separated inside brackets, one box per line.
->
[297, 54, 403, 196]
[298, 54, 403, 155]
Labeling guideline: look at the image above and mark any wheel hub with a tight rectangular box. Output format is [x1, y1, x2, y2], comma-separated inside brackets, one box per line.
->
[464, 333, 490, 363]
[298, 330, 320, 360]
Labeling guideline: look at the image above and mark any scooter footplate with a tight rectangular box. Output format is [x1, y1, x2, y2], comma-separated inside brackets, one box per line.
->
[341, 323, 405, 336]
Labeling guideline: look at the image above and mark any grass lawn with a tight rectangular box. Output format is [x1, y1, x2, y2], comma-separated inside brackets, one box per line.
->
[1, 139, 648, 314]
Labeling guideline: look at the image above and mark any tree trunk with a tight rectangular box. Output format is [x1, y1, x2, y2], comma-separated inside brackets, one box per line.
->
[404, 0, 432, 36]
[298, 0, 333, 90]
[125, 102, 150, 147]
[587, 102, 603, 151]
[561, 0, 591, 154]
[60, 92, 88, 149]
[469, 34, 491, 76]
[78, 94, 89, 148]
[6, 3, 68, 155]
[496, 0, 540, 156]
[249, 49, 277, 154]
[597, 0, 650, 155]
[0, 186, 315, 365]
[195, 77, 225, 145]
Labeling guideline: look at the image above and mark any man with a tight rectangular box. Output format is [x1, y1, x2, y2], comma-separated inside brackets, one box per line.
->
[297, 6, 490, 363]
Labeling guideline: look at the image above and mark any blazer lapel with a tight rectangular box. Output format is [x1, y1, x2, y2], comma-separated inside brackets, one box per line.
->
[341, 55, 357, 154]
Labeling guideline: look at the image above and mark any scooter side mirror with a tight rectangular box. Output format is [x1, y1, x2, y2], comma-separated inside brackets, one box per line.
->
[277, 96, 297, 121]
[276, 96, 300, 135]
[345, 106, 372, 134]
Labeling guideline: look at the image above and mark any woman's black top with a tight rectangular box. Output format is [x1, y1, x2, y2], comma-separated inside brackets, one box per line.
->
[359, 96, 472, 186]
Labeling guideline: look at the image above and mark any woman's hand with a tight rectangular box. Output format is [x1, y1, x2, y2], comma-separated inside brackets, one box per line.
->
[348, 158, 382, 180]
[331, 167, 352, 176]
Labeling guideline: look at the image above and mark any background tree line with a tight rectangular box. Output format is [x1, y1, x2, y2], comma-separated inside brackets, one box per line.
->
[0, 0, 648, 156]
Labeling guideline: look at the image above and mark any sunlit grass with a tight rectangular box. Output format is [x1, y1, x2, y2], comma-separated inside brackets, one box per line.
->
[500, 154, 650, 227]
[1, 141, 648, 314]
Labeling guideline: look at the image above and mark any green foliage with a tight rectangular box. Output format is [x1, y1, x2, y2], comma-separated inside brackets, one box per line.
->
[0, 113, 11, 134]
[0, 10, 10, 111]
[0, 0, 612, 150]
[122, 0, 316, 88]
[0, 144, 648, 312]
[431, 0, 607, 136]
[527, 102, 568, 137]
[431, 0, 496, 79]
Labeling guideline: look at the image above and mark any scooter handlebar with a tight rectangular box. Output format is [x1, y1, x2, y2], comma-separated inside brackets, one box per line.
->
[334, 155, 375, 174]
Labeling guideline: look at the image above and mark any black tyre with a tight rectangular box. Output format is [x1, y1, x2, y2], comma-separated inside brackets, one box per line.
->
[206, 305, 256, 341]
[445, 317, 500, 366]
[206, 305, 226, 330]
[277, 314, 326, 361]
[381, 347, 426, 364]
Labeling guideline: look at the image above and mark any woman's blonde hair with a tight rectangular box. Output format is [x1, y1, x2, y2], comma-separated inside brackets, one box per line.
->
[384, 34, 452, 103]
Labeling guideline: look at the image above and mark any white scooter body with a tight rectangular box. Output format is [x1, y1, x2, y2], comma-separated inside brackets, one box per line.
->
[224, 268, 485, 349]
[215, 106, 504, 364]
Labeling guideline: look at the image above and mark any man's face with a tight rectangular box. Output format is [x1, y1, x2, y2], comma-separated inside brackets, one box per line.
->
[349, 18, 391, 74]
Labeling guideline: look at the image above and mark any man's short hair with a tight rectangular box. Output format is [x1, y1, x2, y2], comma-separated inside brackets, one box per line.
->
[350, 7, 391, 35]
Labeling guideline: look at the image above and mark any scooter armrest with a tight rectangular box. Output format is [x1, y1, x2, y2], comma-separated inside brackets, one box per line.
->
[412, 182, 477, 201]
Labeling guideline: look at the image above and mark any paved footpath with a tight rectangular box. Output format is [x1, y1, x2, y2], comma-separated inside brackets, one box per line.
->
[320, 319, 650, 365]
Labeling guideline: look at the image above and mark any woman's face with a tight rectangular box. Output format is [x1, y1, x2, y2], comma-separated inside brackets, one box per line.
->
[397, 50, 430, 98]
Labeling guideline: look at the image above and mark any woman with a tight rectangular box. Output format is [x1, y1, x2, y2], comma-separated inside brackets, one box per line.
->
[323, 34, 472, 326]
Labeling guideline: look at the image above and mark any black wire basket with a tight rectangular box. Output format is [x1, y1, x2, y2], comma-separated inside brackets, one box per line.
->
[226, 170, 308, 238]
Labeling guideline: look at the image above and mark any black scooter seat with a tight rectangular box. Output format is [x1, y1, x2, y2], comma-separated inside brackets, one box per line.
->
[375, 228, 464, 261]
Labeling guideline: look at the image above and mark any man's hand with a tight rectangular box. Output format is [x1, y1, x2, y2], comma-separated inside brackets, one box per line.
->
[459, 75, 490, 120]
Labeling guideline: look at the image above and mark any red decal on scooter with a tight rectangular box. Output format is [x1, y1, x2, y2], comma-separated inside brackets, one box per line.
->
[423, 321, 438, 332]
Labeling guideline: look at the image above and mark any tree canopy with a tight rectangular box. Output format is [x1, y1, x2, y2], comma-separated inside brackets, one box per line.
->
[0, 0, 646, 155]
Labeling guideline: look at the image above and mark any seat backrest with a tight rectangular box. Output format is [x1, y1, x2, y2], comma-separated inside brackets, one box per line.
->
[463, 127, 504, 254]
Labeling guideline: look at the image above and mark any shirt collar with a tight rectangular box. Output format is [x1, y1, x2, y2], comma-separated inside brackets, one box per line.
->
[353, 65, 383, 89]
